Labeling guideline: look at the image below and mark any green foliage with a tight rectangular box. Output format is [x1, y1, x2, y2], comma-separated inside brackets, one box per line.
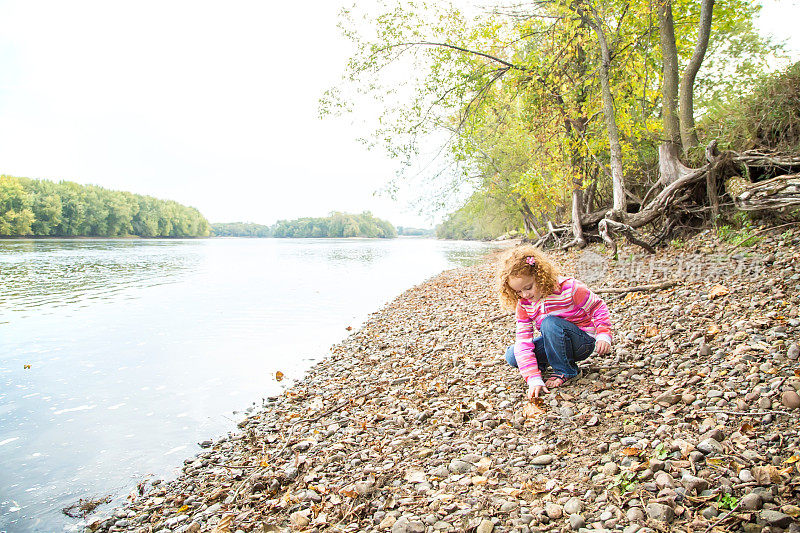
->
[717, 212, 760, 246]
[611, 470, 638, 494]
[702, 62, 800, 152]
[717, 492, 738, 510]
[396, 226, 434, 236]
[436, 190, 522, 240]
[212, 222, 273, 237]
[325, 0, 782, 233]
[213, 212, 397, 239]
[0, 175, 210, 237]
[653, 443, 670, 461]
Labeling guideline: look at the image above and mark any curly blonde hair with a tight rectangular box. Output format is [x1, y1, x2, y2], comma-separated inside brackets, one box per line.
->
[495, 245, 560, 311]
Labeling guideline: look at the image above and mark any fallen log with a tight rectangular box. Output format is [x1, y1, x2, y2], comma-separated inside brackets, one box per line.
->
[734, 173, 800, 211]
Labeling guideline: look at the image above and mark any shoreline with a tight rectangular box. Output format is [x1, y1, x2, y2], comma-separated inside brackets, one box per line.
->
[87, 234, 800, 533]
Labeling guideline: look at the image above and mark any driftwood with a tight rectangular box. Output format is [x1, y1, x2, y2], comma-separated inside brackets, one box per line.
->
[537, 144, 800, 257]
[595, 280, 677, 294]
[735, 173, 800, 211]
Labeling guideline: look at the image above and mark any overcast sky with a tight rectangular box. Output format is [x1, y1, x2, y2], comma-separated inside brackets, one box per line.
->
[0, 0, 798, 228]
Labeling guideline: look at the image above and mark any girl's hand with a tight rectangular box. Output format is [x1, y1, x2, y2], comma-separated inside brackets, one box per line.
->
[595, 340, 611, 355]
[527, 383, 549, 399]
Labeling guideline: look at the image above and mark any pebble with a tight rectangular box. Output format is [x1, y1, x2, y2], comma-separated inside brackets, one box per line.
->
[569, 513, 586, 530]
[740, 493, 762, 511]
[88, 241, 800, 533]
[696, 438, 723, 455]
[392, 517, 425, 533]
[782, 390, 800, 409]
[626, 507, 645, 522]
[564, 497, 583, 514]
[760, 510, 793, 528]
[530, 454, 554, 466]
[646, 503, 674, 523]
[545, 502, 563, 519]
[476, 519, 494, 533]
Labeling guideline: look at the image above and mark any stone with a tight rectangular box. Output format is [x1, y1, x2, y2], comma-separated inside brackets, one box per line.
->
[569, 514, 586, 530]
[781, 390, 800, 409]
[602, 462, 620, 476]
[646, 503, 674, 523]
[355, 480, 374, 496]
[476, 519, 494, 533]
[760, 510, 793, 528]
[739, 493, 762, 511]
[626, 507, 645, 522]
[545, 502, 563, 519]
[391, 517, 425, 533]
[681, 473, 709, 493]
[655, 471, 675, 489]
[379, 514, 397, 529]
[531, 454, 554, 466]
[448, 460, 472, 474]
[696, 438, 723, 455]
[289, 510, 310, 529]
[564, 497, 583, 514]
[788, 343, 800, 360]
[701, 506, 718, 519]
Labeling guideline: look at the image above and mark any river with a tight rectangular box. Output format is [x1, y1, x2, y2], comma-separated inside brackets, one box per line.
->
[0, 237, 501, 532]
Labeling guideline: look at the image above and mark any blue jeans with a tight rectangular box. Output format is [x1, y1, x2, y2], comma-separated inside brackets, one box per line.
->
[505, 315, 595, 378]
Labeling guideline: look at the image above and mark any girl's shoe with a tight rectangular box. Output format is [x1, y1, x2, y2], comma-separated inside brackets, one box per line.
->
[545, 369, 583, 388]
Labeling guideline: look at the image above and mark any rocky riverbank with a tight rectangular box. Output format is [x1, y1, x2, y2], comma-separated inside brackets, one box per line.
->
[89, 229, 800, 533]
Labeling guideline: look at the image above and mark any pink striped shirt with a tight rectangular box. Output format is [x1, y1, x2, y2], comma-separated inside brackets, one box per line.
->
[515, 276, 612, 385]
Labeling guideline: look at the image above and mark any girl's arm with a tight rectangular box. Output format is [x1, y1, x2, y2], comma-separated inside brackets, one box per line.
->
[515, 302, 545, 387]
[572, 279, 613, 345]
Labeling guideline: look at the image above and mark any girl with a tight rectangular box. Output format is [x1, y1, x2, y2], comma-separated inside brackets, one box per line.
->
[496, 245, 612, 399]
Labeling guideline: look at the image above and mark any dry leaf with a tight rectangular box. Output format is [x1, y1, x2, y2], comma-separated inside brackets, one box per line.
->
[708, 285, 730, 299]
[522, 398, 546, 419]
[644, 326, 659, 338]
[275, 371, 284, 382]
[213, 515, 235, 533]
[740, 423, 755, 436]
[785, 455, 800, 464]
[706, 324, 722, 337]
[752, 465, 781, 485]
[622, 447, 642, 457]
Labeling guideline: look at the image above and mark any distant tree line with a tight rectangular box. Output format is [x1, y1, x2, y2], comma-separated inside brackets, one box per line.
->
[397, 226, 434, 236]
[0, 175, 210, 237]
[212, 212, 398, 238]
[211, 222, 272, 237]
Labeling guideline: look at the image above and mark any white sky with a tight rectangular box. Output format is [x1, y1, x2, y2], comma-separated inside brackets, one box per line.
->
[0, 0, 798, 228]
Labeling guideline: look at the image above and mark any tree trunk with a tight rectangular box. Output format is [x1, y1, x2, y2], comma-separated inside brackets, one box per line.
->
[658, 0, 681, 150]
[517, 196, 542, 239]
[591, 17, 627, 215]
[576, 3, 626, 215]
[567, 177, 587, 249]
[679, 0, 714, 156]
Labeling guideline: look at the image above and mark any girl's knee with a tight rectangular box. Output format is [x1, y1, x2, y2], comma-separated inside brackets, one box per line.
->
[540, 315, 562, 333]
[504, 345, 517, 367]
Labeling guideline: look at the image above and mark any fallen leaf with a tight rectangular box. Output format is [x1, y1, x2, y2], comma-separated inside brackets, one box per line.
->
[708, 285, 730, 299]
[785, 455, 800, 464]
[522, 397, 546, 419]
[752, 465, 781, 485]
[622, 447, 642, 457]
[212, 515, 235, 533]
[706, 324, 722, 337]
[740, 423, 755, 436]
[345, 326, 352, 331]
[644, 326, 659, 338]
[275, 371, 284, 382]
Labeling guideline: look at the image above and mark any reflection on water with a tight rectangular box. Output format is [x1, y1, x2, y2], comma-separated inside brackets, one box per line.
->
[0, 240, 198, 323]
[0, 237, 500, 532]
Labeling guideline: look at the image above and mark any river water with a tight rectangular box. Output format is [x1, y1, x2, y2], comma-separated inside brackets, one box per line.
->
[0, 237, 500, 532]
